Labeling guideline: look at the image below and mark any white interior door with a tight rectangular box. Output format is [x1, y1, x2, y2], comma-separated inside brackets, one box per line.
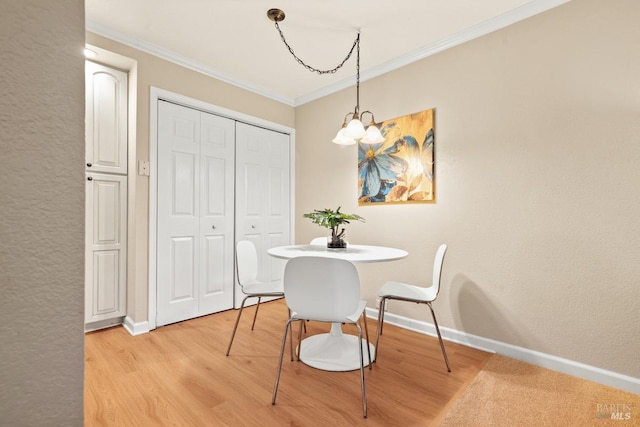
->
[85, 172, 127, 323]
[198, 111, 236, 315]
[156, 101, 235, 326]
[85, 60, 127, 174]
[235, 122, 290, 307]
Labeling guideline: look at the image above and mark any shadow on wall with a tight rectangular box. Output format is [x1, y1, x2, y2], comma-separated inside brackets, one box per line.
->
[448, 273, 539, 352]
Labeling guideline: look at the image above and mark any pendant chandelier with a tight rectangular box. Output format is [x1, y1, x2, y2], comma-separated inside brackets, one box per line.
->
[267, 9, 385, 146]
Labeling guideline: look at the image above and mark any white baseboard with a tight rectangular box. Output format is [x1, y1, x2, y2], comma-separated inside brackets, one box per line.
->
[85, 316, 124, 333]
[123, 316, 150, 336]
[366, 308, 640, 395]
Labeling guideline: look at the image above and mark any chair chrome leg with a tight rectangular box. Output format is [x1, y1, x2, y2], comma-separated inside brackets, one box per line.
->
[226, 295, 250, 356]
[272, 319, 294, 405]
[356, 324, 367, 418]
[378, 298, 386, 336]
[251, 297, 262, 330]
[287, 308, 294, 361]
[374, 297, 386, 361]
[296, 319, 304, 360]
[428, 302, 451, 372]
[361, 314, 372, 369]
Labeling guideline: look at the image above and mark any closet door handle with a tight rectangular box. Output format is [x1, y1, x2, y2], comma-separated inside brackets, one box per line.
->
[86, 163, 93, 167]
[251, 225, 256, 229]
[87, 176, 93, 181]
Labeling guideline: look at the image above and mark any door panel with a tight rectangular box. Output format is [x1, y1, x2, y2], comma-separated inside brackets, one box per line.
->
[235, 122, 290, 307]
[93, 251, 119, 314]
[172, 152, 197, 216]
[85, 61, 127, 174]
[170, 237, 196, 301]
[157, 101, 235, 326]
[158, 101, 201, 326]
[198, 111, 235, 314]
[85, 173, 127, 323]
[94, 179, 120, 243]
[203, 235, 226, 295]
[204, 158, 226, 214]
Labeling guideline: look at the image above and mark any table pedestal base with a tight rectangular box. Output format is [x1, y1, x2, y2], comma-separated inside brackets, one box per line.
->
[298, 324, 375, 372]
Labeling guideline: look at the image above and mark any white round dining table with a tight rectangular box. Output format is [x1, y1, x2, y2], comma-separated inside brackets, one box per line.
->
[267, 243, 408, 372]
[267, 243, 408, 263]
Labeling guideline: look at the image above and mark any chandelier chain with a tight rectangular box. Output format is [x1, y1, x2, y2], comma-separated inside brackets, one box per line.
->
[274, 22, 359, 75]
[356, 33, 360, 113]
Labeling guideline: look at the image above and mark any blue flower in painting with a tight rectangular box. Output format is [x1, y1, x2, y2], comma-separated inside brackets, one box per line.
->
[358, 136, 407, 201]
[407, 129, 434, 181]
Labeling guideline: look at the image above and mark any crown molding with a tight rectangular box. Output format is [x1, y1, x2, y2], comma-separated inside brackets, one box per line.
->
[87, 0, 569, 108]
[85, 21, 296, 106]
[295, 0, 570, 106]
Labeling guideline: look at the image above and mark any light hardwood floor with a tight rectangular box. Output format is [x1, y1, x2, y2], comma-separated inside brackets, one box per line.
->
[85, 299, 492, 426]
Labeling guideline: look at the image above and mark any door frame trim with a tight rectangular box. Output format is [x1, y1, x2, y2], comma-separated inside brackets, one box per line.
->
[148, 87, 296, 331]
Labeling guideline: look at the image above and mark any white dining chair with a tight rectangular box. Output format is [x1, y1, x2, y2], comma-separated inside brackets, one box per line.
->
[272, 256, 371, 418]
[375, 244, 451, 372]
[226, 240, 287, 356]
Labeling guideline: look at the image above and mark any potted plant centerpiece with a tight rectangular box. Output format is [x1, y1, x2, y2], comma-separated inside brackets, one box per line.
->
[303, 207, 365, 249]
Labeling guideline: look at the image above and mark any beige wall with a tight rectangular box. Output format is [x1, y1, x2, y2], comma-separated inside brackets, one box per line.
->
[0, 1, 85, 425]
[85, 0, 639, 379]
[296, 0, 640, 378]
[85, 33, 296, 322]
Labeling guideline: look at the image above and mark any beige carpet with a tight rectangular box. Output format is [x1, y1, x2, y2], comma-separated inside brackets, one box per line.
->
[438, 354, 640, 427]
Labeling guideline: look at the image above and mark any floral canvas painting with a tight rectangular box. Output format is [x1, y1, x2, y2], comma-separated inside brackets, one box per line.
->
[358, 108, 435, 204]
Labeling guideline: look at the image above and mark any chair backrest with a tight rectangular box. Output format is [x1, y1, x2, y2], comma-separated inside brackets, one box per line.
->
[309, 237, 327, 245]
[431, 244, 448, 297]
[283, 256, 361, 322]
[236, 240, 258, 287]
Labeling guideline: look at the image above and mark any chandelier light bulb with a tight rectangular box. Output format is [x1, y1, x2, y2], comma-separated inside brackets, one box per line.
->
[332, 128, 357, 145]
[361, 124, 385, 144]
[345, 118, 366, 139]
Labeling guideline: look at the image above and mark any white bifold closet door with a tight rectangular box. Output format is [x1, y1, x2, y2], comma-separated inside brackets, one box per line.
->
[234, 122, 290, 308]
[156, 100, 291, 326]
[156, 100, 236, 327]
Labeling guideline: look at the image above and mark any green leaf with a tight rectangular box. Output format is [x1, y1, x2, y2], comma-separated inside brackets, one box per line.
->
[303, 207, 365, 230]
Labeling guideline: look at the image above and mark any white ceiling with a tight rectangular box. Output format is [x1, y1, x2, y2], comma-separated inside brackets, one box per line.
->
[86, 0, 569, 106]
